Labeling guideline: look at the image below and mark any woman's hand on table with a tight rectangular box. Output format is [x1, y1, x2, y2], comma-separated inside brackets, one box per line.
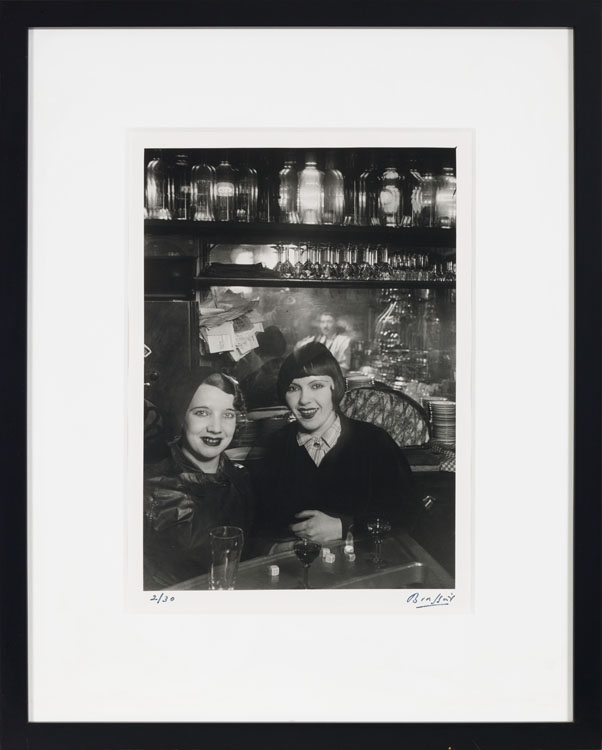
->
[290, 511, 342, 544]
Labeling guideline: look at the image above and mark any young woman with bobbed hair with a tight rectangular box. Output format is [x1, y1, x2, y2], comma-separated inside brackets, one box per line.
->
[253, 342, 414, 549]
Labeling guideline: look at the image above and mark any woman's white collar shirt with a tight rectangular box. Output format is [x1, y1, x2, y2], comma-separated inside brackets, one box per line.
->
[296, 413, 342, 467]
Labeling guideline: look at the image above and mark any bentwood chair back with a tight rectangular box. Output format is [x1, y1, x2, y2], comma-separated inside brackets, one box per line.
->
[339, 386, 430, 448]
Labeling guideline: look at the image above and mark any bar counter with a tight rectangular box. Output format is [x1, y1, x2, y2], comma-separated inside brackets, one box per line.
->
[169, 530, 453, 591]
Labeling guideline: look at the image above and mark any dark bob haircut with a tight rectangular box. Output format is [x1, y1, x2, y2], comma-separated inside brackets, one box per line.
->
[165, 367, 246, 440]
[276, 342, 346, 406]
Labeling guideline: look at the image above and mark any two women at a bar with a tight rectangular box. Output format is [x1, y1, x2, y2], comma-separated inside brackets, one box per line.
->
[143, 343, 415, 587]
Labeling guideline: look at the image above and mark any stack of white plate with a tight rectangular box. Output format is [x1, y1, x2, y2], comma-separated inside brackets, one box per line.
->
[426, 399, 456, 446]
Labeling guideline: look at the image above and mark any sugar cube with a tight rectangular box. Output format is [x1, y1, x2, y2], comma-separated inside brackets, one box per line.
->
[324, 553, 336, 564]
[268, 565, 279, 577]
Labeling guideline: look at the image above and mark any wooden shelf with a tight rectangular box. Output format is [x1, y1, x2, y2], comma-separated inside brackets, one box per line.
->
[145, 219, 456, 250]
[194, 276, 456, 290]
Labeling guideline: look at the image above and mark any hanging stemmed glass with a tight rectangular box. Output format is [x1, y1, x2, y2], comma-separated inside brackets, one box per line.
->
[366, 517, 392, 568]
[310, 243, 323, 279]
[293, 243, 305, 279]
[294, 538, 321, 589]
[374, 244, 392, 280]
[332, 243, 344, 278]
[279, 244, 294, 279]
[273, 244, 284, 276]
[358, 244, 374, 280]
[348, 244, 360, 279]
[300, 243, 314, 279]
[320, 243, 337, 279]
[339, 243, 352, 279]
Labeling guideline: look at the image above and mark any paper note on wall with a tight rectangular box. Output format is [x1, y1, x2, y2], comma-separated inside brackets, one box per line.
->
[201, 321, 236, 353]
[234, 330, 259, 356]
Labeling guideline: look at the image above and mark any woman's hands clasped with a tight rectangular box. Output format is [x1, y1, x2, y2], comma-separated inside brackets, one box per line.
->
[290, 510, 342, 544]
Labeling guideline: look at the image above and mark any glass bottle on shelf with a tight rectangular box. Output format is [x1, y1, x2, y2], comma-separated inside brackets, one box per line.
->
[378, 163, 403, 227]
[343, 151, 360, 226]
[358, 154, 379, 226]
[235, 154, 258, 222]
[145, 152, 171, 220]
[278, 153, 299, 224]
[435, 165, 456, 229]
[167, 153, 192, 220]
[402, 156, 421, 227]
[323, 151, 345, 225]
[215, 155, 236, 222]
[297, 152, 324, 225]
[416, 164, 437, 228]
[191, 159, 215, 222]
[258, 155, 278, 223]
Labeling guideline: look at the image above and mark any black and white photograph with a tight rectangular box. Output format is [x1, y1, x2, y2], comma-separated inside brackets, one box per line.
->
[20, 15, 589, 731]
[142, 143, 460, 594]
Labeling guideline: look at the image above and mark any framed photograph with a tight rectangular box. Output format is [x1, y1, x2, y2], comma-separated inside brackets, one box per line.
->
[129, 129, 471, 612]
[2, 1, 600, 748]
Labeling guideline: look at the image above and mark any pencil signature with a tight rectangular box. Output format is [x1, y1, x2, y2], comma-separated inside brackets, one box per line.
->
[406, 592, 455, 608]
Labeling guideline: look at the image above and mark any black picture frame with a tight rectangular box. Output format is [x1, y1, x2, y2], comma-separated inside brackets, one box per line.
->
[1, 2, 600, 748]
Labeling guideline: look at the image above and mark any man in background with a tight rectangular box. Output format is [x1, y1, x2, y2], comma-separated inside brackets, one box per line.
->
[296, 311, 351, 373]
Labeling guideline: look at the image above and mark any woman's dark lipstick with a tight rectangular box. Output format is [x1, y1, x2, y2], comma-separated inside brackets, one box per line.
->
[201, 436, 222, 446]
[298, 408, 318, 419]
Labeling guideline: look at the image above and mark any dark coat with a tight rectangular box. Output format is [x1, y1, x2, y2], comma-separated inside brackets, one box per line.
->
[252, 415, 415, 546]
[143, 444, 254, 589]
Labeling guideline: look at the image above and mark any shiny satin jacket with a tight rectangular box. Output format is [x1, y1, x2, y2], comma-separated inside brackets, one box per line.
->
[143, 444, 254, 589]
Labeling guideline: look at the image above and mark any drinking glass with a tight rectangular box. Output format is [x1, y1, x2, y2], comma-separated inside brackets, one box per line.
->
[366, 517, 391, 568]
[209, 526, 244, 590]
[293, 538, 321, 589]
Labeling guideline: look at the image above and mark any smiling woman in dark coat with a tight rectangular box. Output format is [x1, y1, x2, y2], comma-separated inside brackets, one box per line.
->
[252, 342, 414, 550]
[143, 369, 254, 589]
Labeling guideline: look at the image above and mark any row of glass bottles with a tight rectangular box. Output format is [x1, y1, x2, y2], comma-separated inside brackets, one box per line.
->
[145, 153, 257, 222]
[270, 244, 456, 281]
[144, 152, 456, 228]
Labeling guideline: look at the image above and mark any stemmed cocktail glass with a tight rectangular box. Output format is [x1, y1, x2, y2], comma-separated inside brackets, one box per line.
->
[293, 538, 321, 589]
[366, 517, 391, 568]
